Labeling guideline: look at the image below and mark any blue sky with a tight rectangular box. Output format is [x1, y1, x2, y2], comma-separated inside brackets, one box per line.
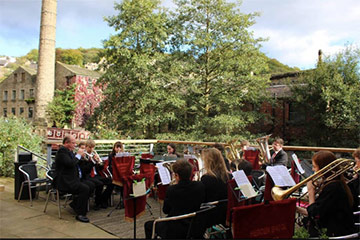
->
[0, 0, 359, 70]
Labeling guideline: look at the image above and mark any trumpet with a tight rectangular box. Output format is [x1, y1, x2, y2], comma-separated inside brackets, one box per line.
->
[84, 150, 103, 165]
[271, 158, 355, 201]
[256, 134, 272, 164]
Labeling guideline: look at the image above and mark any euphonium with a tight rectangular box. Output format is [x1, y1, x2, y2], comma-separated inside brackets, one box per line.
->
[256, 134, 272, 164]
[271, 158, 355, 201]
[224, 139, 240, 162]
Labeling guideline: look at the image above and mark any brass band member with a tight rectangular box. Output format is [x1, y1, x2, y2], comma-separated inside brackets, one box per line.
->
[296, 151, 355, 237]
[349, 148, 360, 215]
[165, 143, 180, 157]
[201, 148, 231, 228]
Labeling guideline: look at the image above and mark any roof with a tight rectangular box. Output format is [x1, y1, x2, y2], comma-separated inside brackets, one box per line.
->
[57, 61, 101, 78]
[20, 65, 37, 76]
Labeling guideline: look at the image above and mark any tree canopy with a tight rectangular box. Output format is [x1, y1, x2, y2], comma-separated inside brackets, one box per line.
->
[291, 46, 360, 147]
[88, 0, 270, 142]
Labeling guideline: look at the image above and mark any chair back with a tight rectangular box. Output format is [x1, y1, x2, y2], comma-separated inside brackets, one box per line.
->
[251, 170, 265, 188]
[187, 158, 199, 181]
[231, 198, 297, 239]
[243, 149, 260, 170]
[19, 163, 38, 181]
[187, 205, 217, 239]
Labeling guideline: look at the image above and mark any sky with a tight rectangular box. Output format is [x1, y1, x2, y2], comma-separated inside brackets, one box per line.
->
[0, 0, 359, 70]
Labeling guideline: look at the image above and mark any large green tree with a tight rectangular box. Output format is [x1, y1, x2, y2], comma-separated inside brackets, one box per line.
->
[89, 0, 270, 141]
[166, 0, 269, 140]
[291, 46, 360, 147]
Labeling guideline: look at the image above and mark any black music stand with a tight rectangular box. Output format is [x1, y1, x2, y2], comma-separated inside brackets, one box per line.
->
[125, 188, 151, 239]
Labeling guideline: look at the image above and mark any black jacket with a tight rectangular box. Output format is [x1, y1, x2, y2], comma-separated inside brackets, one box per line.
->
[307, 180, 355, 237]
[270, 149, 288, 166]
[54, 146, 81, 192]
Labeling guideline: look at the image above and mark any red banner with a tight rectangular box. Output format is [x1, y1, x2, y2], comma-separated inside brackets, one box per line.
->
[47, 128, 90, 140]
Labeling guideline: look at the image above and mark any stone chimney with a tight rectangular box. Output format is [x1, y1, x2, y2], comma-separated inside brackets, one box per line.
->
[34, 0, 57, 128]
[318, 49, 322, 64]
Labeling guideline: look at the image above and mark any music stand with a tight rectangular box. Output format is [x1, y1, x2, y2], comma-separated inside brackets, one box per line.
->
[125, 188, 151, 239]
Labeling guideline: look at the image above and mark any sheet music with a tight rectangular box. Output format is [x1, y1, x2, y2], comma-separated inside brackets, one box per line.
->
[115, 152, 131, 157]
[101, 156, 108, 161]
[291, 153, 305, 174]
[156, 162, 172, 185]
[232, 170, 257, 198]
[183, 154, 197, 160]
[266, 165, 296, 187]
[149, 143, 154, 153]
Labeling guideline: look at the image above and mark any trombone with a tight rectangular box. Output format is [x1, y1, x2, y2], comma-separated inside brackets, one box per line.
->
[271, 158, 355, 201]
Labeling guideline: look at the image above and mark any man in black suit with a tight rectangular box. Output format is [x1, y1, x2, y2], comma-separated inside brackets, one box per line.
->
[144, 160, 206, 239]
[54, 135, 91, 223]
[270, 138, 288, 166]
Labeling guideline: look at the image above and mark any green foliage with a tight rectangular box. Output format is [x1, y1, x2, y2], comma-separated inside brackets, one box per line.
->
[291, 45, 360, 147]
[78, 47, 104, 65]
[293, 227, 310, 239]
[266, 57, 299, 74]
[0, 116, 43, 177]
[56, 48, 84, 66]
[89, 0, 270, 141]
[46, 84, 77, 128]
[24, 49, 39, 62]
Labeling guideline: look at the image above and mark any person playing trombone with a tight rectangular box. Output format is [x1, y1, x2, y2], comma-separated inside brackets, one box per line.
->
[296, 151, 355, 237]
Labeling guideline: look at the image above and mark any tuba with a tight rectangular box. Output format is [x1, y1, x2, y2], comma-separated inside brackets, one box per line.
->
[271, 158, 355, 201]
[256, 134, 272, 164]
[224, 139, 241, 162]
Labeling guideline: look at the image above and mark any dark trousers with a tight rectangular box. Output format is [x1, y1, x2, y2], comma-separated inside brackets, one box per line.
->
[68, 182, 90, 216]
[89, 176, 104, 205]
[91, 175, 115, 206]
[144, 220, 167, 239]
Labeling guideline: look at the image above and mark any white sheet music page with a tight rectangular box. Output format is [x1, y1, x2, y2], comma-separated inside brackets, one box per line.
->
[232, 170, 257, 198]
[156, 162, 172, 185]
[291, 153, 305, 174]
[266, 165, 296, 187]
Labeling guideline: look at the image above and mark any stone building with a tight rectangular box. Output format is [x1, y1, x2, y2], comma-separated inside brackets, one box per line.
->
[0, 62, 102, 127]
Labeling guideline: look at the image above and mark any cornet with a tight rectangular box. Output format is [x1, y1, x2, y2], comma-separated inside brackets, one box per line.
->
[84, 150, 103, 165]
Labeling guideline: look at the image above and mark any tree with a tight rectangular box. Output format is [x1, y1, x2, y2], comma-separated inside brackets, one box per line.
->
[291, 46, 360, 147]
[56, 48, 83, 66]
[167, 0, 269, 141]
[89, 0, 270, 142]
[46, 84, 77, 128]
[90, 0, 183, 138]
[0, 116, 43, 177]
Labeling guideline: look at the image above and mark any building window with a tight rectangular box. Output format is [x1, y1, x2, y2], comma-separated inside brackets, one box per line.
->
[28, 107, 33, 118]
[3, 91, 8, 101]
[289, 102, 306, 123]
[29, 89, 34, 98]
[20, 107, 24, 115]
[11, 107, 15, 115]
[12, 90, 16, 100]
[20, 90, 25, 100]
[21, 72, 25, 82]
[14, 73, 17, 81]
[3, 108, 7, 117]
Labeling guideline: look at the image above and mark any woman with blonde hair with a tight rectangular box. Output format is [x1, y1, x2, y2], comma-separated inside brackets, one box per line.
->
[201, 148, 231, 228]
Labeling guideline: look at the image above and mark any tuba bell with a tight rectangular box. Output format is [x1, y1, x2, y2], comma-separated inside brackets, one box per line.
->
[271, 158, 355, 201]
[224, 139, 241, 162]
[256, 134, 272, 164]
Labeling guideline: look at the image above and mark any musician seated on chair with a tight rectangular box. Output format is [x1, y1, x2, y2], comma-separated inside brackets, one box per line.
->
[79, 139, 114, 210]
[54, 135, 90, 223]
[349, 148, 360, 221]
[164, 143, 181, 158]
[261, 138, 288, 169]
[296, 151, 355, 237]
[144, 160, 205, 239]
[214, 143, 231, 171]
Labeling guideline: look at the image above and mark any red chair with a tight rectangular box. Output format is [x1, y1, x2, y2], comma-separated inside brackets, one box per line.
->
[231, 198, 297, 239]
[243, 149, 261, 170]
[112, 156, 135, 186]
[188, 158, 199, 180]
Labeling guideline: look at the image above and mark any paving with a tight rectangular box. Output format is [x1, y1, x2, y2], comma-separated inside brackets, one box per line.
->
[0, 177, 118, 239]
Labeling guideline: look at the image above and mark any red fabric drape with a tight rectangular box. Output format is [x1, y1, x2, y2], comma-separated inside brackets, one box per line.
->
[243, 149, 261, 170]
[263, 173, 274, 202]
[291, 158, 301, 184]
[122, 173, 152, 221]
[232, 198, 297, 239]
[98, 159, 110, 178]
[141, 153, 154, 159]
[112, 156, 135, 186]
[140, 163, 156, 187]
[226, 176, 254, 225]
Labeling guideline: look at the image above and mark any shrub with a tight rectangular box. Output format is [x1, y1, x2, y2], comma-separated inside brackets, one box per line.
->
[0, 116, 43, 177]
